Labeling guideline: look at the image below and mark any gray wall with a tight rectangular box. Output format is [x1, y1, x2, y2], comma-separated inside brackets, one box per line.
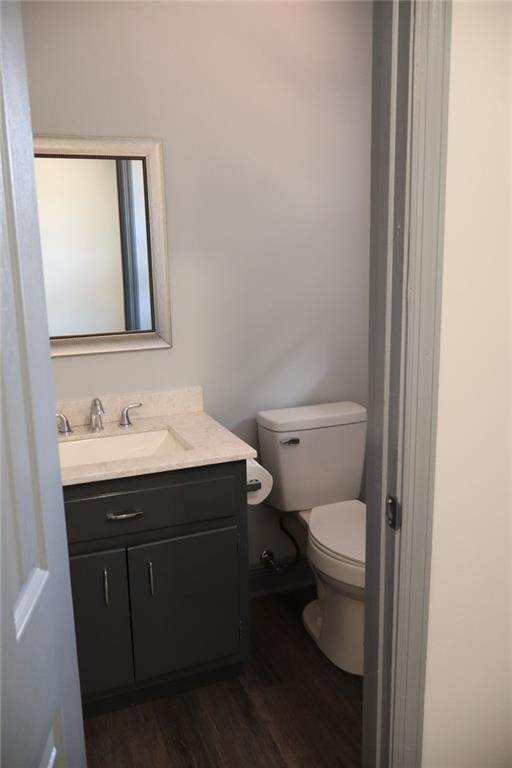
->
[22, 1, 372, 563]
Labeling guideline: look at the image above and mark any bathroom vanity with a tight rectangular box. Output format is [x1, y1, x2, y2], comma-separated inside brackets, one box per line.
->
[58, 387, 256, 703]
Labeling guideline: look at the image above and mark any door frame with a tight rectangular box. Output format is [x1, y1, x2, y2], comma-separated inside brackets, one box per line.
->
[364, 2, 452, 766]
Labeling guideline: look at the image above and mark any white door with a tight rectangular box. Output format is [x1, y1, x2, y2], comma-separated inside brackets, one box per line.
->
[1, 3, 86, 767]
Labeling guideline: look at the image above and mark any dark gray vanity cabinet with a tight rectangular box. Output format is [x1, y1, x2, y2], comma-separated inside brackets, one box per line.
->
[64, 461, 248, 701]
[69, 548, 133, 696]
[128, 528, 240, 681]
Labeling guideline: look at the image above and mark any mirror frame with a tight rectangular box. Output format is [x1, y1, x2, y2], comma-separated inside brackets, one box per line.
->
[34, 135, 172, 357]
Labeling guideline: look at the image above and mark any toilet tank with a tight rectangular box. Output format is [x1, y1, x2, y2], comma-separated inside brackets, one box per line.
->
[257, 402, 367, 512]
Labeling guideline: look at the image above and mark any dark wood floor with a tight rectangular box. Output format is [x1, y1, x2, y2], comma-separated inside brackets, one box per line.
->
[84, 588, 363, 768]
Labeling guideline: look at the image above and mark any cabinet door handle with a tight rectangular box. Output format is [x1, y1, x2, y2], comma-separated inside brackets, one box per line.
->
[103, 568, 109, 606]
[105, 508, 143, 522]
[148, 560, 154, 596]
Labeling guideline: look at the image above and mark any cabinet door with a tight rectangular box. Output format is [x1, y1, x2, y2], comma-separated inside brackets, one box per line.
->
[128, 528, 240, 681]
[69, 549, 134, 696]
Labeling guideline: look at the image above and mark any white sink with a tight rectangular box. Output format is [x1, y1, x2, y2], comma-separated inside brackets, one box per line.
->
[59, 429, 191, 469]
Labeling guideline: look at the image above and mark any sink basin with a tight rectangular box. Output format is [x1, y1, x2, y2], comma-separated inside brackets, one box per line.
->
[59, 429, 191, 469]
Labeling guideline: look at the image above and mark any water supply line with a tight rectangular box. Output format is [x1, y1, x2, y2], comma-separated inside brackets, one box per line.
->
[259, 515, 301, 575]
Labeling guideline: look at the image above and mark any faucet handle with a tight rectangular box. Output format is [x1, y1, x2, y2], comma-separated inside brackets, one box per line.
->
[119, 402, 142, 428]
[91, 397, 105, 414]
[90, 398, 105, 432]
[56, 412, 73, 434]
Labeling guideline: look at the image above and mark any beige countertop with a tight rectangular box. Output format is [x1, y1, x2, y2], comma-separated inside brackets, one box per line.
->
[57, 387, 256, 486]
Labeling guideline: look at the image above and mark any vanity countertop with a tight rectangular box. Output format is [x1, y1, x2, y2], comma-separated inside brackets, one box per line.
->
[59, 411, 256, 486]
[56, 387, 256, 486]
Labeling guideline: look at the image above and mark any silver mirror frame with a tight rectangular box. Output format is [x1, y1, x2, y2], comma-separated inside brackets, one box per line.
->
[34, 135, 172, 357]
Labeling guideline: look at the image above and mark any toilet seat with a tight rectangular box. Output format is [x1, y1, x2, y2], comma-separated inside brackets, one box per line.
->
[309, 500, 366, 562]
[307, 500, 366, 589]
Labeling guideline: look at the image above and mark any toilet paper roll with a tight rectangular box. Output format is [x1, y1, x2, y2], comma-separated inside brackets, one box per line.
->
[246, 458, 273, 505]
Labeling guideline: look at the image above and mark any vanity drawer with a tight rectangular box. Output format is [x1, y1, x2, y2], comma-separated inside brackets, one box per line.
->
[65, 463, 245, 544]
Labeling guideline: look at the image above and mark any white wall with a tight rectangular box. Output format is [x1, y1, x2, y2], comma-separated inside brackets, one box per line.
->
[422, 3, 512, 765]
[22, 1, 372, 562]
[35, 157, 126, 335]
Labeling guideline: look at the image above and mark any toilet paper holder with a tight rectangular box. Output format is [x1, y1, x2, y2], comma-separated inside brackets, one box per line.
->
[245, 458, 273, 505]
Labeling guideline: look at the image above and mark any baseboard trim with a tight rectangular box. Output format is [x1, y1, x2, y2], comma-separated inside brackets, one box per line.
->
[83, 663, 242, 717]
[249, 554, 314, 597]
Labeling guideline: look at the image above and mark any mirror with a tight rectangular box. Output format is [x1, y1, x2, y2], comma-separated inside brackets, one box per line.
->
[34, 137, 171, 356]
[35, 156, 152, 336]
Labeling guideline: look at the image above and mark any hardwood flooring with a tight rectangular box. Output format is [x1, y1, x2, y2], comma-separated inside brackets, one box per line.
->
[85, 588, 363, 768]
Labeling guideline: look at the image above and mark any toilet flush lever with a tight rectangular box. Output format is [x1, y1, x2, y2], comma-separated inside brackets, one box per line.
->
[280, 437, 300, 446]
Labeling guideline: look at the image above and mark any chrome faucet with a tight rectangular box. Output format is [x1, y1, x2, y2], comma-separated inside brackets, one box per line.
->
[119, 402, 143, 428]
[56, 412, 73, 435]
[89, 398, 105, 432]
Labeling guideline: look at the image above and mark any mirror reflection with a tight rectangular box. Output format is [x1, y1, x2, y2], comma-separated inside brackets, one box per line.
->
[35, 155, 153, 338]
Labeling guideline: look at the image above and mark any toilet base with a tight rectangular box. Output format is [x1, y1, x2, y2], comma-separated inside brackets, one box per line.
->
[303, 599, 323, 642]
[302, 583, 364, 676]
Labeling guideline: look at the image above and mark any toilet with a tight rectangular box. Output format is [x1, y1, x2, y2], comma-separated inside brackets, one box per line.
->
[257, 401, 367, 675]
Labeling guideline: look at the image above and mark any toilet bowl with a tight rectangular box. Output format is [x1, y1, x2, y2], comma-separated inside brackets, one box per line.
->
[302, 500, 365, 675]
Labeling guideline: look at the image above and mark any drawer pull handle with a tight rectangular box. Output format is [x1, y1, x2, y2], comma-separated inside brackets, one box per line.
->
[105, 508, 143, 522]
[148, 560, 155, 596]
[103, 568, 109, 606]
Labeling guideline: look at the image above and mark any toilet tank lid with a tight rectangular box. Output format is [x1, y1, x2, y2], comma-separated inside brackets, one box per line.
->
[257, 401, 367, 432]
